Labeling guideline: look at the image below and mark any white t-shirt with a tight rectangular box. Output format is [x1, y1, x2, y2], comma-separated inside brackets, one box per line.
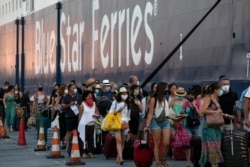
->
[244, 86, 250, 98]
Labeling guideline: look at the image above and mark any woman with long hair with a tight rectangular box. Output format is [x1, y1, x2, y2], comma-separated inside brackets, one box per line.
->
[199, 82, 234, 167]
[3, 85, 15, 131]
[144, 82, 171, 167]
[129, 85, 142, 141]
[32, 84, 48, 120]
[13, 84, 22, 106]
[112, 86, 130, 165]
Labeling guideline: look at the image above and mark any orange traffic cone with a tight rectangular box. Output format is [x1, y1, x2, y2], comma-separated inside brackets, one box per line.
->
[17, 118, 26, 145]
[47, 126, 64, 158]
[34, 124, 46, 151]
[0, 117, 9, 139]
[66, 129, 85, 166]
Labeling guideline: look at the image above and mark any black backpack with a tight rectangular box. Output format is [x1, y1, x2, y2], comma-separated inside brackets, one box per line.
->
[96, 96, 112, 117]
[186, 107, 200, 127]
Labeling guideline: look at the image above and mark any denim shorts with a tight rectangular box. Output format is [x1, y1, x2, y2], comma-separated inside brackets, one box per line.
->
[150, 118, 171, 131]
[113, 128, 129, 136]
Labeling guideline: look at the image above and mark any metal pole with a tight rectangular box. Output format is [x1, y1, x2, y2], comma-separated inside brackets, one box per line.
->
[15, 18, 20, 85]
[20, 17, 25, 92]
[141, 0, 221, 88]
[56, 2, 62, 84]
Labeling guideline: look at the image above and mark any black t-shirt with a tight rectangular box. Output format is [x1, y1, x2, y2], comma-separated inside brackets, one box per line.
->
[62, 94, 78, 118]
[219, 90, 238, 124]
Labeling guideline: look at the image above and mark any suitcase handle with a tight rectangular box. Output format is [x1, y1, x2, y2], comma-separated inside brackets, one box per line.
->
[139, 130, 149, 145]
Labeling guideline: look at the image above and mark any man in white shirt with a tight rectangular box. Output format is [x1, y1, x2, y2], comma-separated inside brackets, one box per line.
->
[243, 86, 250, 127]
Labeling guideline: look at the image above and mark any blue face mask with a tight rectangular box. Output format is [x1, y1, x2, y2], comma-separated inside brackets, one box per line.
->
[175, 96, 183, 100]
[217, 90, 223, 97]
[95, 89, 100, 94]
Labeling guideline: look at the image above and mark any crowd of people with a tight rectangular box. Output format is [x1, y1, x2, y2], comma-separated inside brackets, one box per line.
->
[0, 75, 249, 167]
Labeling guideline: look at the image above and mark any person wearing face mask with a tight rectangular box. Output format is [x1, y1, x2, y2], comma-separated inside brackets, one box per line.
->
[61, 84, 79, 149]
[169, 87, 187, 161]
[110, 86, 130, 165]
[199, 82, 235, 167]
[128, 85, 142, 141]
[218, 76, 238, 130]
[51, 84, 67, 148]
[94, 84, 102, 98]
[32, 84, 48, 120]
[78, 91, 100, 158]
[100, 79, 113, 100]
[144, 82, 171, 167]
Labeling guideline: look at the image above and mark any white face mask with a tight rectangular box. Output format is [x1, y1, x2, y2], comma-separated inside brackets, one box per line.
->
[64, 89, 68, 94]
[136, 81, 140, 86]
[121, 95, 128, 100]
[221, 85, 230, 92]
[73, 88, 77, 94]
[105, 87, 111, 92]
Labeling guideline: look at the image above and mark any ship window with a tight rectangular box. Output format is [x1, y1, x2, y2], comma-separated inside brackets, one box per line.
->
[16, 0, 18, 10]
[2, 6, 4, 16]
[5, 4, 7, 15]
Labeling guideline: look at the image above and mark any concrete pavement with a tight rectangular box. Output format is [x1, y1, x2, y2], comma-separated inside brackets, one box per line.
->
[0, 127, 187, 167]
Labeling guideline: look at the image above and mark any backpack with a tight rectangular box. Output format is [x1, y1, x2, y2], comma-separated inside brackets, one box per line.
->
[184, 101, 200, 127]
[96, 96, 112, 117]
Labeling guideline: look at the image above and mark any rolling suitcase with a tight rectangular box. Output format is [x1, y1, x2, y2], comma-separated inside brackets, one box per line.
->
[134, 131, 153, 167]
[221, 120, 249, 167]
[123, 134, 134, 160]
[102, 133, 117, 159]
[173, 148, 186, 160]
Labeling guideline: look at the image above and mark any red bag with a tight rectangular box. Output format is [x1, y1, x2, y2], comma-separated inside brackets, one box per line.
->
[171, 125, 191, 148]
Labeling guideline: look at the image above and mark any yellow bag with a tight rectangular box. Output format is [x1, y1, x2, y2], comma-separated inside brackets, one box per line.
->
[104, 112, 122, 131]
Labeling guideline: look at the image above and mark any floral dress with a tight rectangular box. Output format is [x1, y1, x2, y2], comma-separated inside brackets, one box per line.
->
[199, 103, 223, 165]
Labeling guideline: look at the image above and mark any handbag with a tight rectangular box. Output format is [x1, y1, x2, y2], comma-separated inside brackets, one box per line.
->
[154, 101, 166, 123]
[104, 112, 122, 131]
[171, 125, 191, 148]
[206, 112, 224, 126]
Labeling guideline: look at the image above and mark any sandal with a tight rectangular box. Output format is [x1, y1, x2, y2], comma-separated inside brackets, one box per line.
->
[88, 153, 95, 158]
[156, 161, 162, 167]
[161, 162, 169, 167]
[119, 160, 125, 165]
[82, 153, 87, 158]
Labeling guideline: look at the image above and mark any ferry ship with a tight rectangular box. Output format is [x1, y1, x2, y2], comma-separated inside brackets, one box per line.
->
[0, 0, 249, 93]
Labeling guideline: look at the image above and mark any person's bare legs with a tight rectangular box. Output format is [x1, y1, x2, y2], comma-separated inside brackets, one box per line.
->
[161, 128, 171, 167]
[152, 129, 162, 167]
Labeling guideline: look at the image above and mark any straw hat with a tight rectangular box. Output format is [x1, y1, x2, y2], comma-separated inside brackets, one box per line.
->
[119, 87, 128, 93]
[16, 107, 24, 117]
[86, 77, 96, 86]
[168, 113, 188, 121]
[174, 87, 187, 97]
